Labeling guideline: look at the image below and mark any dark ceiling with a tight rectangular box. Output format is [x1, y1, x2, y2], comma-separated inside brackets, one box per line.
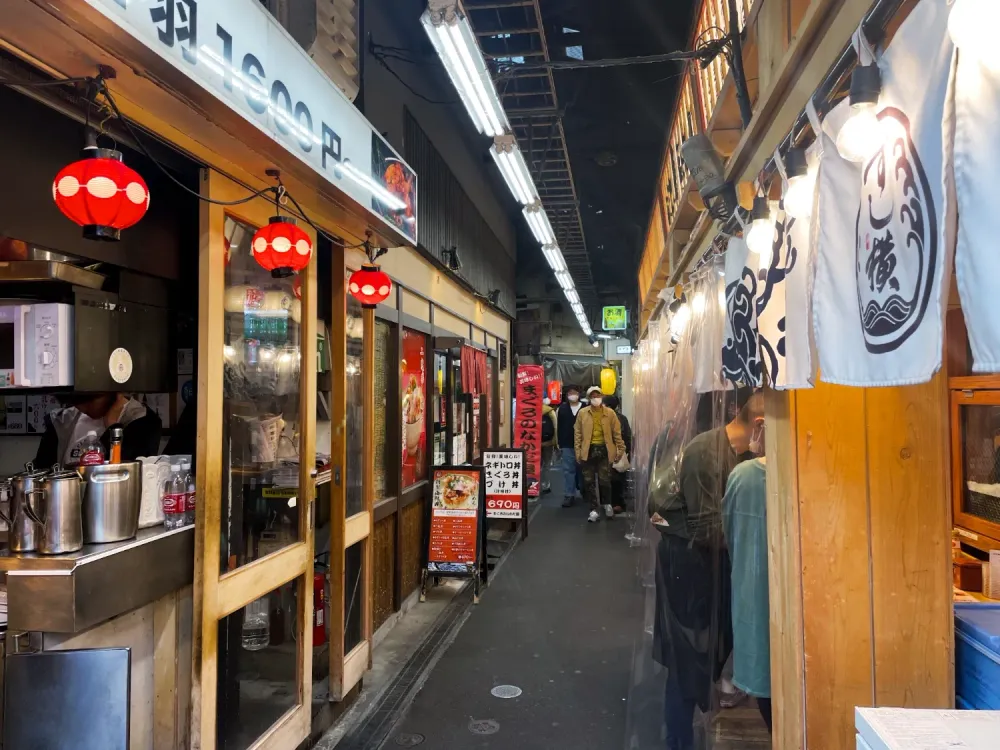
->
[535, 0, 696, 304]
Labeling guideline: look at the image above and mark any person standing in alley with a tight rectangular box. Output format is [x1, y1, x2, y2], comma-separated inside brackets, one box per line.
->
[540, 398, 557, 493]
[604, 395, 632, 514]
[557, 384, 584, 506]
[574, 386, 626, 523]
[649, 391, 763, 750]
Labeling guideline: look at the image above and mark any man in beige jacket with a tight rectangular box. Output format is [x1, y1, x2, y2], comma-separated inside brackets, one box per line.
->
[574, 386, 627, 522]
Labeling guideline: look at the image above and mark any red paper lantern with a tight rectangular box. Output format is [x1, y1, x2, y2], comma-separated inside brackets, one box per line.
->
[348, 264, 392, 308]
[251, 217, 313, 278]
[52, 147, 149, 241]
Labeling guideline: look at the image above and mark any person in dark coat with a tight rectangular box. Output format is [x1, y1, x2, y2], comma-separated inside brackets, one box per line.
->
[556, 384, 584, 506]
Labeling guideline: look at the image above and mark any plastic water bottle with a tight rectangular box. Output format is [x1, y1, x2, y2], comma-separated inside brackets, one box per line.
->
[181, 461, 195, 527]
[162, 464, 186, 530]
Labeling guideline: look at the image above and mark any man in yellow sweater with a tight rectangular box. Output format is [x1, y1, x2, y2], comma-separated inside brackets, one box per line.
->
[574, 386, 626, 522]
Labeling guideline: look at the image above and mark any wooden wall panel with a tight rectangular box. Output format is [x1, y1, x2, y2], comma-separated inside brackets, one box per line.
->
[373, 514, 396, 632]
[400, 499, 426, 598]
[795, 382, 874, 749]
[763, 389, 805, 750]
[866, 374, 954, 709]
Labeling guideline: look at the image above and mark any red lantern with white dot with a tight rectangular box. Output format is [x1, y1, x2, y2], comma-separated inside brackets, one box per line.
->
[348, 264, 392, 308]
[52, 146, 150, 241]
[251, 217, 313, 278]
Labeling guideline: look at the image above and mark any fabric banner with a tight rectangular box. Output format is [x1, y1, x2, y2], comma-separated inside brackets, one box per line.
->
[953, 19, 1000, 371]
[722, 237, 763, 387]
[757, 196, 817, 390]
[514, 365, 544, 497]
[812, 0, 955, 386]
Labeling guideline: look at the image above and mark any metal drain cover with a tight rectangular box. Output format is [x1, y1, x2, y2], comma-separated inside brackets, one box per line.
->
[393, 733, 425, 746]
[490, 684, 522, 699]
[469, 719, 500, 735]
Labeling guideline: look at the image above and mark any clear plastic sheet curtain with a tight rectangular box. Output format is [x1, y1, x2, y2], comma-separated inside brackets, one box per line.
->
[626, 258, 768, 749]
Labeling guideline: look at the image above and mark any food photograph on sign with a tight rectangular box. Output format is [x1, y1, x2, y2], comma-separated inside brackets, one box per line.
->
[401, 330, 427, 487]
[427, 467, 483, 574]
[371, 133, 417, 243]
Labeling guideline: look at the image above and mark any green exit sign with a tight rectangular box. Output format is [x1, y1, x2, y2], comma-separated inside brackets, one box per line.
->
[602, 306, 627, 331]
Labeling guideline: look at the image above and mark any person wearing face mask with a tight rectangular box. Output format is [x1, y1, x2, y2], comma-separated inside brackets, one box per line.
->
[722, 423, 770, 733]
[649, 391, 763, 750]
[557, 385, 584, 507]
[573, 386, 626, 523]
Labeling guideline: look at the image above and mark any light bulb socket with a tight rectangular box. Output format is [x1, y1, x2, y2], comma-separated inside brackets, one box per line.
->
[784, 148, 808, 179]
[849, 63, 881, 107]
[751, 196, 770, 222]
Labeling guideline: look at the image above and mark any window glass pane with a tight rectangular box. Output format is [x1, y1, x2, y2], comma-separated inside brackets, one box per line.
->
[962, 404, 1000, 525]
[216, 576, 302, 750]
[451, 356, 470, 464]
[374, 320, 391, 500]
[220, 215, 302, 573]
[346, 292, 364, 517]
[402, 329, 428, 487]
[432, 352, 447, 466]
[344, 541, 364, 653]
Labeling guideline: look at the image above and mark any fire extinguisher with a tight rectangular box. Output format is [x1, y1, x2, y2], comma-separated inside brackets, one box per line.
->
[313, 571, 327, 646]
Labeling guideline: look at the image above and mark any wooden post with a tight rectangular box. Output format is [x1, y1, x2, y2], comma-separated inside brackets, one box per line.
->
[328, 245, 347, 700]
[362, 305, 375, 668]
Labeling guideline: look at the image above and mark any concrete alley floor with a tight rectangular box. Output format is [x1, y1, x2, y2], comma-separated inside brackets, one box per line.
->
[377, 468, 644, 749]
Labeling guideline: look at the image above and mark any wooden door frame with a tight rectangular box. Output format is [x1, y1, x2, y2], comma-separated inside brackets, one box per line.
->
[328, 257, 376, 701]
[951, 388, 1000, 543]
[191, 169, 317, 750]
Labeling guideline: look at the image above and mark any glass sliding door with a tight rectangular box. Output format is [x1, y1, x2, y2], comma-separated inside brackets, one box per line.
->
[193, 170, 317, 750]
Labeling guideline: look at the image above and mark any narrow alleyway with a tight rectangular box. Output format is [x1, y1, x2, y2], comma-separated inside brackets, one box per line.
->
[379, 467, 642, 749]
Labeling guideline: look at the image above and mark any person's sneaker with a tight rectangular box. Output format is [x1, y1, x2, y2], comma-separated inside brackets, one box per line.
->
[587, 510, 600, 523]
[604, 504, 614, 518]
[719, 687, 748, 709]
[561, 496, 575, 508]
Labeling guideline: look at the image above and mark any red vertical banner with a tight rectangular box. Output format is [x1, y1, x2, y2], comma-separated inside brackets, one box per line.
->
[514, 365, 544, 497]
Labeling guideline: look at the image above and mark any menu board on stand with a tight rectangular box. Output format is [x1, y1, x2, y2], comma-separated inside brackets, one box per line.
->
[483, 449, 528, 541]
[421, 465, 487, 603]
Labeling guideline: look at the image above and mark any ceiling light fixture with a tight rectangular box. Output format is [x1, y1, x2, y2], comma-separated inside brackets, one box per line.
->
[542, 243, 567, 273]
[421, 2, 509, 137]
[491, 135, 538, 206]
[564, 288, 580, 305]
[555, 271, 574, 291]
[523, 202, 556, 245]
[442, 246, 462, 271]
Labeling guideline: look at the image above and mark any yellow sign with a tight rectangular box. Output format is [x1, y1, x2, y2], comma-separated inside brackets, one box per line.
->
[602, 306, 627, 331]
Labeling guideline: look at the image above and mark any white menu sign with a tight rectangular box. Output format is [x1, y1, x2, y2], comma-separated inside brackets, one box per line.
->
[484, 450, 524, 520]
[86, 0, 417, 243]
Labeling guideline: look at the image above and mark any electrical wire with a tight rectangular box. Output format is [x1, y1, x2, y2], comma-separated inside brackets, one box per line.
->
[371, 53, 457, 105]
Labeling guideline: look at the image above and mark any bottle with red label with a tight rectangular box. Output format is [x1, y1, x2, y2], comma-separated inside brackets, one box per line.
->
[162, 463, 186, 530]
[181, 461, 195, 527]
[79, 431, 105, 467]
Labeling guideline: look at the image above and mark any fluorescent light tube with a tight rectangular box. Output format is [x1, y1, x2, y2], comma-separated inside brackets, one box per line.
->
[491, 139, 538, 206]
[421, 7, 508, 137]
[542, 244, 567, 273]
[565, 288, 580, 305]
[555, 271, 574, 290]
[523, 203, 555, 245]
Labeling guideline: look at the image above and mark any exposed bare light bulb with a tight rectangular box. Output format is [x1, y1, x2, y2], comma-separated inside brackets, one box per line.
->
[782, 148, 815, 219]
[949, 0, 1000, 71]
[746, 197, 774, 268]
[836, 64, 883, 163]
[692, 291, 706, 315]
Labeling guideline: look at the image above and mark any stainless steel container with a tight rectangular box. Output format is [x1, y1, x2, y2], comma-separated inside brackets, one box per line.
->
[1, 463, 49, 552]
[81, 462, 141, 543]
[24, 466, 84, 554]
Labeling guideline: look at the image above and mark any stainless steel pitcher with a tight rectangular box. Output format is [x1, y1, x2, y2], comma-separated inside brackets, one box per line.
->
[0, 463, 49, 553]
[24, 466, 84, 555]
[81, 462, 141, 543]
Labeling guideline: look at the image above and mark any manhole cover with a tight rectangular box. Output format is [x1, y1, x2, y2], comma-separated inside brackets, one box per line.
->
[490, 684, 522, 699]
[393, 733, 425, 746]
[469, 719, 500, 735]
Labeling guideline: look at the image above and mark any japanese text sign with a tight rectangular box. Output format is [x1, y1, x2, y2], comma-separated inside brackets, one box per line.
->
[602, 306, 628, 331]
[514, 365, 544, 497]
[427, 467, 483, 575]
[484, 450, 525, 520]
